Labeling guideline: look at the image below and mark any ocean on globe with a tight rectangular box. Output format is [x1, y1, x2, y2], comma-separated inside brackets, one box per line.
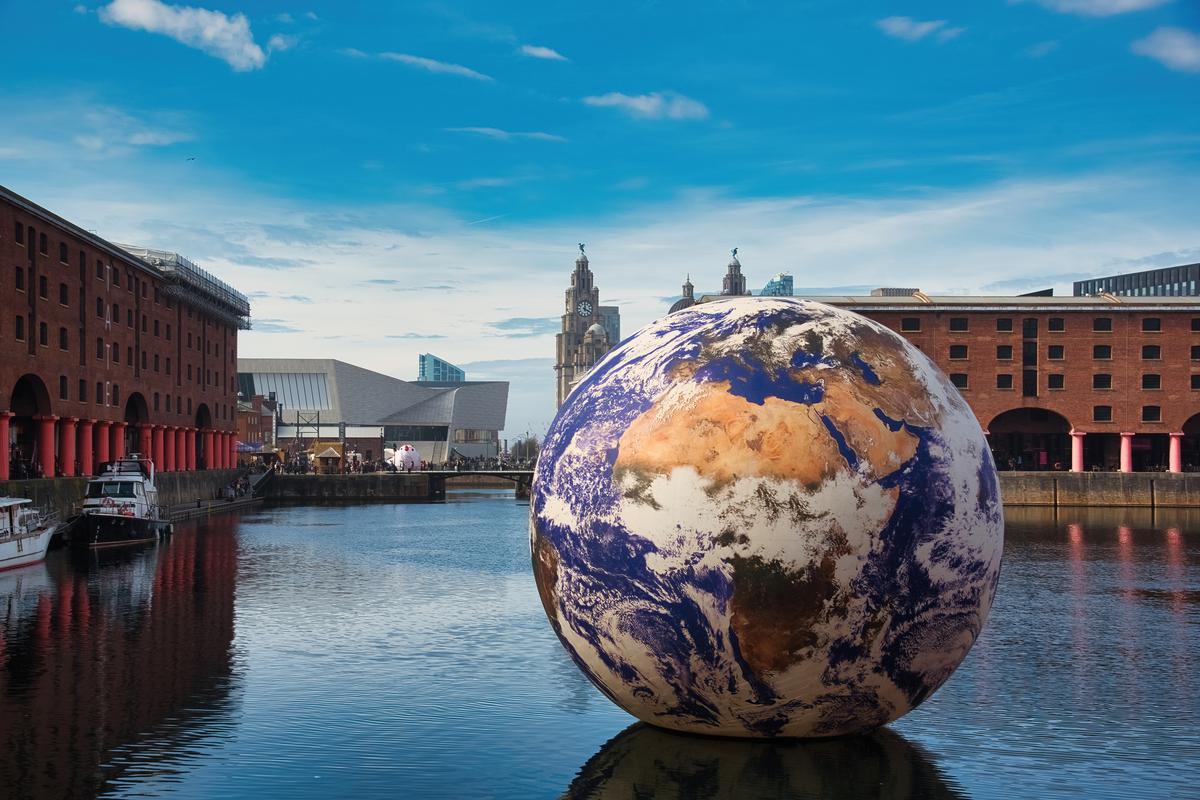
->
[530, 297, 1003, 738]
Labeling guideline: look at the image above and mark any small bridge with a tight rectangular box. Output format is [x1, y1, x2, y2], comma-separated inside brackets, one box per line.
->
[425, 469, 534, 500]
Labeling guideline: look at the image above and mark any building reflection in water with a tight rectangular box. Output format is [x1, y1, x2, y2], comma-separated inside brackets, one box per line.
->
[560, 723, 964, 800]
[0, 517, 238, 800]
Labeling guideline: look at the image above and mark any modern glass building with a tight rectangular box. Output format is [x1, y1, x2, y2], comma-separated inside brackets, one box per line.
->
[417, 353, 466, 382]
[1074, 264, 1200, 297]
[760, 273, 794, 296]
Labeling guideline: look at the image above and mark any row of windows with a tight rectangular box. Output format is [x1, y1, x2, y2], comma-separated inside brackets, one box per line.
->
[53, 376, 221, 419]
[958, 373, 1194, 391]
[902, 316, 1197, 333]
[950, 343, 1198, 360]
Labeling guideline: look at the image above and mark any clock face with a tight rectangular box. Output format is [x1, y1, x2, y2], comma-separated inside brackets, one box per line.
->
[577, 301, 593, 317]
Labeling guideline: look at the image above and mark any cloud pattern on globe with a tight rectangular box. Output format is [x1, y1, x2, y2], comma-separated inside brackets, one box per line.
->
[531, 298, 1003, 738]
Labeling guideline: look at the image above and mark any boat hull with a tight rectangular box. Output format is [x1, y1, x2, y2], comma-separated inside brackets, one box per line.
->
[75, 513, 170, 548]
[0, 526, 56, 571]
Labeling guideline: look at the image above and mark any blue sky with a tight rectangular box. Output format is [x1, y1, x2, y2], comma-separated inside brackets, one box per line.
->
[2, 0, 1199, 435]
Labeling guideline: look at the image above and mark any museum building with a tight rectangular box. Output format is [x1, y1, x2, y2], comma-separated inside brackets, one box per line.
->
[0, 184, 249, 479]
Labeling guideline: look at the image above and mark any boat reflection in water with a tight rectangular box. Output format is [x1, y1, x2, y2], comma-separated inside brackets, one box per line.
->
[0, 516, 238, 800]
[562, 723, 963, 800]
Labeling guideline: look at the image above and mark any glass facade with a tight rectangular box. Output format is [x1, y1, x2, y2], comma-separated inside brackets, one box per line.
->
[760, 273, 794, 296]
[1074, 264, 1200, 297]
[417, 354, 465, 382]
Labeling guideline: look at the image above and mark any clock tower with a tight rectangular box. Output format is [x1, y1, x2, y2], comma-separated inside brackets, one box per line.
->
[555, 244, 618, 407]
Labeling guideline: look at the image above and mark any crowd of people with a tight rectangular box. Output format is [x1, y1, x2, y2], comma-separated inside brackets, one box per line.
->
[275, 453, 536, 475]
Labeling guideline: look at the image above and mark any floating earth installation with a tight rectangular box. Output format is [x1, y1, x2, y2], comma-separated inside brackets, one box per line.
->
[530, 298, 1004, 738]
[392, 444, 420, 470]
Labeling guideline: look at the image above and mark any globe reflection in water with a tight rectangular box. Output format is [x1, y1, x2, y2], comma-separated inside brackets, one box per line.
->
[532, 298, 1004, 737]
[561, 723, 964, 800]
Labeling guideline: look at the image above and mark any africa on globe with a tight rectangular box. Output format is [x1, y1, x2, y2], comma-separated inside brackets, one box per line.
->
[530, 297, 1003, 738]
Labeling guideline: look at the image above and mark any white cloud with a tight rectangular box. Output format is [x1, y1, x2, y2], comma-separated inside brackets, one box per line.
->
[339, 47, 369, 58]
[582, 91, 709, 121]
[379, 52, 493, 80]
[268, 33, 298, 52]
[519, 44, 567, 61]
[275, 12, 293, 24]
[876, 16, 965, 43]
[1132, 27, 1200, 73]
[1029, 0, 1171, 16]
[74, 4, 89, 13]
[303, 11, 317, 21]
[446, 127, 566, 142]
[98, 0, 267, 71]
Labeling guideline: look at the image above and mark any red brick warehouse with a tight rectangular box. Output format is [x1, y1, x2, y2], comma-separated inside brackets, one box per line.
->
[0, 185, 249, 479]
[831, 293, 1200, 473]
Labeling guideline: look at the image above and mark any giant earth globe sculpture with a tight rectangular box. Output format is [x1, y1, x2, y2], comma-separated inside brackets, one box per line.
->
[530, 298, 1003, 738]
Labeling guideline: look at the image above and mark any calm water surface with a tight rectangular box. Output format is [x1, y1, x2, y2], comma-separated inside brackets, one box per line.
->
[1, 492, 1197, 799]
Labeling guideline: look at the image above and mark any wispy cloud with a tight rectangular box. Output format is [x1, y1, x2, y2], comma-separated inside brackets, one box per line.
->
[519, 44, 567, 61]
[1028, 0, 1171, 16]
[876, 17, 965, 43]
[385, 332, 447, 339]
[252, 318, 304, 333]
[446, 127, 565, 142]
[267, 33, 298, 53]
[379, 52, 492, 81]
[1026, 40, 1060, 58]
[98, 0, 267, 71]
[1132, 27, 1200, 73]
[488, 317, 559, 338]
[583, 91, 709, 121]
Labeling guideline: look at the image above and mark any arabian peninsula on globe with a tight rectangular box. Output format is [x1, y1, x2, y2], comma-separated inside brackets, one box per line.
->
[531, 297, 1004, 738]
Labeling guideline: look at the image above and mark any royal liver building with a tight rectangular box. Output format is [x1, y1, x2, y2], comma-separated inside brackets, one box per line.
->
[555, 245, 620, 407]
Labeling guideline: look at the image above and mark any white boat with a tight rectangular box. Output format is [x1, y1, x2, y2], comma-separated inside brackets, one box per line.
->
[75, 454, 173, 548]
[0, 498, 59, 572]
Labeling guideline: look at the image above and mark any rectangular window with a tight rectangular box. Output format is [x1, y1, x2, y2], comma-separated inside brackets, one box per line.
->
[112, 269, 120, 288]
[38, 275, 47, 299]
[96, 298, 104, 318]
[38, 233, 46, 254]
[127, 309, 133, 327]
[141, 351, 147, 369]
[127, 346, 133, 365]
[1142, 374, 1161, 389]
[59, 376, 68, 400]
[1093, 344, 1112, 360]
[1142, 405, 1161, 422]
[166, 358, 171, 375]
[15, 266, 24, 291]
[1142, 317, 1161, 332]
[1193, 375, 1200, 390]
[1022, 318, 1038, 339]
[996, 374, 1013, 390]
[153, 354, 159, 372]
[900, 317, 920, 332]
[1048, 317, 1065, 332]
[59, 242, 68, 263]
[1094, 405, 1113, 422]
[995, 318, 1013, 332]
[1048, 374, 1064, 390]
[14, 316, 24, 341]
[59, 283, 68, 305]
[1141, 344, 1161, 360]
[949, 317, 969, 332]
[96, 338, 104, 359]
[1093, 317, 1112, 332]
[58, 327, 68, 350]
[78, 379, 86, 401]
[112, 343, 119, 364]
[38, 322, 47, 346]
[1192, 318, 1200, 332]
[141, 315, 147, 332]
[14, 221, 23, 244]
[1093, 373, 1112, 390]
[95, 382, 103, 404]
[950, 373, 968, 389]
[996, 345, 1013, 360]
[949, 345, 968, 359]
[166, 324, 171, 341]
[112, 384, 119, 406]
[154, 319, 160, 337]
[1048, 345, 1064, 360]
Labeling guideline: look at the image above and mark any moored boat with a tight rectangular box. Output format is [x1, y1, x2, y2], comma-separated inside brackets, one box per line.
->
[75, 455, 173, 548]
[0, 498, 59, 571]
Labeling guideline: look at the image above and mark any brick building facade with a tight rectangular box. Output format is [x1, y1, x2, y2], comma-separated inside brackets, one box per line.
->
[823, 293, 1200, 473]
[1, 184, 249, 479]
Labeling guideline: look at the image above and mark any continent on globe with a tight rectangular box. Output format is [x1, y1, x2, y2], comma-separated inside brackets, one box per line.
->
[530, 297, 1003, 738]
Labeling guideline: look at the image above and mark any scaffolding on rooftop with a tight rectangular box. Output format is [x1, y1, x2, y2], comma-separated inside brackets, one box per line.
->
[118, 245, 252, 329]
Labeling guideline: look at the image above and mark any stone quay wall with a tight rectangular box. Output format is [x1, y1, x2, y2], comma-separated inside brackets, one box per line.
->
[999, 472, 1200, 507]
[269, 473, 438, 503]
[0, 469, 242, 520]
